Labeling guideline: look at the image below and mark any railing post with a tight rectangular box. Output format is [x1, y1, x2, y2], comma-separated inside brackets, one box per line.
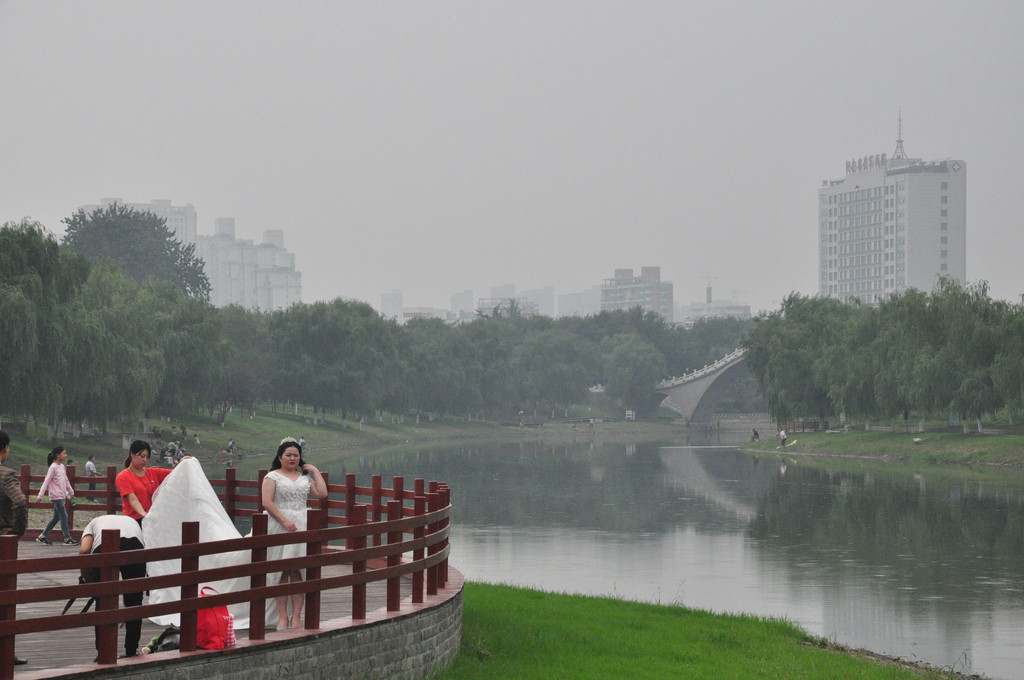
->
[371, 475, 382, 546]
[256, 470, 268, 513]
[249, 513, 268, 641]
[17, 466, 29, 507]
[345, 473, 357, 523]
[105, 467, 118, 514]
[66, 464, 77, 531]
[319, 471, 330, 520]
[0, 536, 19, 680]
[224, 467, 237, 520]
[348, 504, 366, 619]
[391, 476, 404, 550]
[412, 495, 425, 604]
[178, 522, 201, 652]
[386, 500, 402, 611]
[95, 528, 122, 664]
[439, 484, 450, 587]
[304, 509, 323, 630]
[426, 492, 439, 596]
[392, 475, 404, 506]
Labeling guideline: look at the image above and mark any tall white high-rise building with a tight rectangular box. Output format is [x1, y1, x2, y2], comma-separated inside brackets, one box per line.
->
[195, 218, 301, 311]
[600, 266, 673, 322]
[818, 121, 966, 303]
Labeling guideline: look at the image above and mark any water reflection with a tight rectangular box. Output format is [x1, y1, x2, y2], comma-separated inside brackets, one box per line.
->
[322, 440, 1024, 680]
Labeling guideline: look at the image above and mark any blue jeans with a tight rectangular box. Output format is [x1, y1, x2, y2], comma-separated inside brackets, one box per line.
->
[42, 500, 70, 540]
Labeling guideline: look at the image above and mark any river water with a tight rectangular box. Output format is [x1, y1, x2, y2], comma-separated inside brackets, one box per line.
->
[327, 433, 1024, 680]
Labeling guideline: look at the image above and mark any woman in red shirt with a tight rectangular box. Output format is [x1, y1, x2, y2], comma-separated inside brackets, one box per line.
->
[115, 440, 190, 524]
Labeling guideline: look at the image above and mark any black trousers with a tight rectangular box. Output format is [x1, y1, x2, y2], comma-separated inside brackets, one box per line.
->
[90, 537, 145, 655]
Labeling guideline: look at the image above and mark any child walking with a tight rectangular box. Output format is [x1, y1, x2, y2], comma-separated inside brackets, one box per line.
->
[36, 446, 78, 545]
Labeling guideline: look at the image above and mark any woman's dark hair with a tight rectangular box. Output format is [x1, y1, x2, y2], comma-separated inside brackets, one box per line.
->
[47, 446, 65, 466]
[123, 440, 152, 468]
[270, 438, 307, 474]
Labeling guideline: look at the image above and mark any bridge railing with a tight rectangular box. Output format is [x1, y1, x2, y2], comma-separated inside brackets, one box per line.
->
[657, 347, 745, 389]
[1, 471, 452, 680]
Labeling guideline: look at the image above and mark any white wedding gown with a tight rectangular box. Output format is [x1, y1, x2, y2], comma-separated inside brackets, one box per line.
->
[143, 458, 278, 629]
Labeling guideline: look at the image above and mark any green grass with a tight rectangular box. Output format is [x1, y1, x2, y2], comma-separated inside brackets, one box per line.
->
[9, 406, 695, 476]
[746, 428, 1024, 469]
[435, 583, 956, 679]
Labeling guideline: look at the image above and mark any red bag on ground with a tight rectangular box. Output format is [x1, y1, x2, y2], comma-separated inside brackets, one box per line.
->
[196, 586, 230, 650]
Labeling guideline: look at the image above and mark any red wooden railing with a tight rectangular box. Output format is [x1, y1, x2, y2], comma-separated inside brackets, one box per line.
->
[1, 468, 452, 680]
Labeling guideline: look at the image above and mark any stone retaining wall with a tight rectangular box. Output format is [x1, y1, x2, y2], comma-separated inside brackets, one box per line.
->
[48, 571, 463, 680]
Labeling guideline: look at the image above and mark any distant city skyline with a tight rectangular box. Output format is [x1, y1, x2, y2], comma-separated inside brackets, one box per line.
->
[4, 3, 1022, 319]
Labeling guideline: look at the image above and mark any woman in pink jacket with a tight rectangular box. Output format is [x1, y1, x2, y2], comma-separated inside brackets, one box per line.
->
[36, 446, 77, 545]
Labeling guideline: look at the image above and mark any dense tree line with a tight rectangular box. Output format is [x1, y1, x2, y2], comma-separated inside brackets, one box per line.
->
[742, 280, 1021, 431]
[1, 219, 752, 433]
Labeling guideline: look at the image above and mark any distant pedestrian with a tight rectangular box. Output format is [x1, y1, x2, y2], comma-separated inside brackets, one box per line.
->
[36, 446, 78, 545]
[85, 454, 100, 491]
[778, 429, 787, 448]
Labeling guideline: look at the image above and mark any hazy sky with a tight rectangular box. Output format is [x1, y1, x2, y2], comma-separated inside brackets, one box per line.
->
[3, 1, 1022, 314]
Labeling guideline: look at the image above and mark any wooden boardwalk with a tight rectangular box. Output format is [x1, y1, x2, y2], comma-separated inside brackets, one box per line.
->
[10, 540, 404, 676]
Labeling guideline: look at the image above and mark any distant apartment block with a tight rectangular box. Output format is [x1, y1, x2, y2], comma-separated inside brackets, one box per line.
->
[557, 286, 601, 318]
[449, 290, 476, 323]
[818, 125, 966, 303]
[489, 283, 516, 300]
[380, 290, 404, 320]
[676, 284, 750, 323]
[600, 267, 673, 322]
[678, 300, 751, 323]
[380, 291, 455, 325]
[477, 296, 539, 316]
[401, 307, 450, 323]
[521, 286, 555, 317]
[195, 218, 301, 311]
[81, 198, 197, 245]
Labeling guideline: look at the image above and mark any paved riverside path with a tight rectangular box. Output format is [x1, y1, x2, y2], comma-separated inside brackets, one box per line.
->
[11, 539, 404, 675]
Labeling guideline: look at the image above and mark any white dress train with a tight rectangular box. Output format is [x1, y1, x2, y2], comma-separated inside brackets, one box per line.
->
[143, 458, 280, 629]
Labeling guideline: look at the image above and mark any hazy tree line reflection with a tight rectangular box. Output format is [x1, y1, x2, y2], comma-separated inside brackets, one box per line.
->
[748, 464, 1024, 606]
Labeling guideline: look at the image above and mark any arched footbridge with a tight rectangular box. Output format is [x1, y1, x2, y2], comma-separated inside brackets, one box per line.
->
[641, 348, 748, 422]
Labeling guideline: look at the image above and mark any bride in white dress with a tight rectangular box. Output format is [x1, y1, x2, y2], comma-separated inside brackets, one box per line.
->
[261, 438, 328, 629]
[142, 438, 325, 630]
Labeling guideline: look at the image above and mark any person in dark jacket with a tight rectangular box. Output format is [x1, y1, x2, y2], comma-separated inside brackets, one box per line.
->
[0, 430, 29, 665]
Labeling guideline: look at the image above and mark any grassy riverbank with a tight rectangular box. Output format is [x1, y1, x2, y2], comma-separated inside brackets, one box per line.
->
[745, 427, 1024, 470]
[434, 583, 964, 679]
[8, 405, 698, 475]
[16, 413, 992, 677]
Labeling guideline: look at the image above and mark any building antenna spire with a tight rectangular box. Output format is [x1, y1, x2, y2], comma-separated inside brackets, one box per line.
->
[892, 108, 907, 160]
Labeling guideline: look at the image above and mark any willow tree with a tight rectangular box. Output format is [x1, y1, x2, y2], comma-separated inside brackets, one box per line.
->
[743, 294, 845, 424]
[62, 203, 210, 299]
[600, 333, 666, 415]
[0, 219, 90, 425]
[61, 264, 164, 431]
